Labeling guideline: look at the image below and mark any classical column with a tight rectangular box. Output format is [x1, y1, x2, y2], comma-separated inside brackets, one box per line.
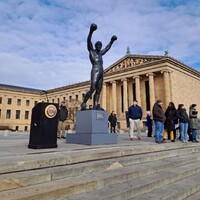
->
[111, 80, 117, 112]
[133, 76, 141, 105]
[161, 70, 171, 107]
[146, 73, 155, 109]
[102, 83, 107, 110]
[122, 78, 128, 112]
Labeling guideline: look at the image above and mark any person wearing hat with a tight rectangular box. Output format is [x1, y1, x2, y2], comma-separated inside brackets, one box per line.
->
[189, 104, 199, 143]
[152, 100, 166, 143]
[57, 101, 68, 139]
[127, 100, 143, 140]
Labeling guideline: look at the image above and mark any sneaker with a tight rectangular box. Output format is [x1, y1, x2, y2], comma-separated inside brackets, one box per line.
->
[61, 136, 66, 139]
[130, 138, 134, 141]
[138, 137, 141, 140]
[57, 136, 61, 139]
[171, 140, 175, 142]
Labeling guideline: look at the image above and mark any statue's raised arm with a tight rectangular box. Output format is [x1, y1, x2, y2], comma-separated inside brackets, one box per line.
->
[87, 23, 97, 51]
[101, 35, 117, 55]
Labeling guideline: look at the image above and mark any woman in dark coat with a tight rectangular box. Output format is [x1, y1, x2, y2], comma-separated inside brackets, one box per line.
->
[178, 104, 189, 143]
[163, 102, 178, 142]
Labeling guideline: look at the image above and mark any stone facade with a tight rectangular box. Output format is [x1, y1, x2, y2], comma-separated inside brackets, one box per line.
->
[0, 54, 200, 131]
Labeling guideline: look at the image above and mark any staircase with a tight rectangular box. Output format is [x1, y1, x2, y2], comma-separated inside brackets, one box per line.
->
[1, 142, 200, 200]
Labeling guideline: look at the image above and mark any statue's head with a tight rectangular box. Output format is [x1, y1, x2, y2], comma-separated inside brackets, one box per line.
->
[95, 41, 102, 51]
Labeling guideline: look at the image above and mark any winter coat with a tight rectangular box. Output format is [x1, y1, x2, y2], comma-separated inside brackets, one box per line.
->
[58, 106, 68, 122]
[178, 108, 189, 123]
[146, 115, 152, 128]
[128, 105, 143, 120]
[152, 103, 166, 122]
[189, 108, 199, 130]
[164, 107, 178, 131]
[108, 114, 117, 126]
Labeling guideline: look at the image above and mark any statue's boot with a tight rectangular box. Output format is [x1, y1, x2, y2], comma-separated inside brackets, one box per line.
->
[81, 102, 87, 110]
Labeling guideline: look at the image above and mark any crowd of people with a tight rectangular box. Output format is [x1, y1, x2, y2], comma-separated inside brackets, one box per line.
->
[126, 99, 200, 143]
[58, 99, 199, 144]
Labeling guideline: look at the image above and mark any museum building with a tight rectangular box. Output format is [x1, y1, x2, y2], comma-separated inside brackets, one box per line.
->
[0, 54, 200, 131]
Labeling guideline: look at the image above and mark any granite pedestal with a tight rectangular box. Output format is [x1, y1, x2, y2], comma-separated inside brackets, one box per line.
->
[66, 110, 117, 145]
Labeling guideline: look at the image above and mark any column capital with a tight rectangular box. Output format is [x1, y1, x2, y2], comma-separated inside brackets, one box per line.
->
[161, 70, 173, 74]
[121, 78, 128, 82]
[110, 80, 117, 84]
[146, 72, 155, 77]
[133, 75, 142, 80]
[103, 82, 108, 86]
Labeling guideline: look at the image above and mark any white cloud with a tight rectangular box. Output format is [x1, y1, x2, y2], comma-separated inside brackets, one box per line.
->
[0, 0, 200, 90]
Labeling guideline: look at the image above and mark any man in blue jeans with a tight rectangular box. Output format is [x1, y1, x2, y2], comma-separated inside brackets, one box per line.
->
[152, 100, 166, 143]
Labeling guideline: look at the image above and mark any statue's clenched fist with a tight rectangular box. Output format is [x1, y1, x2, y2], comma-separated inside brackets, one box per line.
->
[90, 23, 97, 32]
[111, 35, 117, 42]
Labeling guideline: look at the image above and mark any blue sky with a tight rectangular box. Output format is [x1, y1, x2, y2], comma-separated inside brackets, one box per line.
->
[0, 0, 200, 90]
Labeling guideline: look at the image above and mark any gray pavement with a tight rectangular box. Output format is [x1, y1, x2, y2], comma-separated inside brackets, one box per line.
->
[0, 131, 190, 158]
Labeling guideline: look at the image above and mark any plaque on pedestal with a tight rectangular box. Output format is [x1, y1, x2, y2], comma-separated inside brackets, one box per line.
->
[28, 102, 58, 149]
[66, 110, 117, 145]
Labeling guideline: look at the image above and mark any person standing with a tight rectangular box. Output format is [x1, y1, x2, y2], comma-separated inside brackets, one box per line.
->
[152, 100, 166, 143]
[177, 104, 189, 143]
[57, 101, 68, 139]
[128, 100, 143, 140]
[108, 111, 117, 133]
[189, 104, 199, 143]
[163, 102, 178, 142]
[146, 111, 153, 137]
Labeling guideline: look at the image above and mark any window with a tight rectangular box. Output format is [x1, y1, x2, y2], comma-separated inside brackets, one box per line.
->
[34, 101, 38, 106]
[58, 98, 60, 104]
[52, 99, 54, 103]
[0, 97, 2, 104]
[26, 100, 30, 106]
[132, 83, 136, 100]
[7, 98, 12, 105]
[16, 110, 20, 119]
[25, 111, 29, 119]
[17, 99, 21, 106]
[15, 126, 19, 131]
[75, 95, 78, 101]
[121, 85, 124, 113]
[69, 96, 72, 102]
[145, 80, 150, 111]
[24, 126, 28, 131]
[82, 93, 85, 100]
[6, 110, 11, 119]
[63, 97, 66, 101]
[0, 109, 1, 118]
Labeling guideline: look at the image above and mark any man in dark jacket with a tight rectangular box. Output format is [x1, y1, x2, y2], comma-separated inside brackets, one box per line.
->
[128, 100, 143, 140]
[152, 100, 166, 143]
[189, 104, 199, 143]
[57, 101, 68, 139]
[108, 111, 117, 133]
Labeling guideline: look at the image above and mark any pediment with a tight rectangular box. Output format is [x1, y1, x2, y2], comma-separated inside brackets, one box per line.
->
[104, 54, 163, 74]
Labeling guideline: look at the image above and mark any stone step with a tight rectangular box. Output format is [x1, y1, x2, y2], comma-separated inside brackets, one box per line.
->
[0, 143, 199, 174]
[185, 191, 200, 200]
[63, 161, 200, 200]
[129, 172, 200, 200]
[1, 156, 200, 200]
[0, 148, 200, 192]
